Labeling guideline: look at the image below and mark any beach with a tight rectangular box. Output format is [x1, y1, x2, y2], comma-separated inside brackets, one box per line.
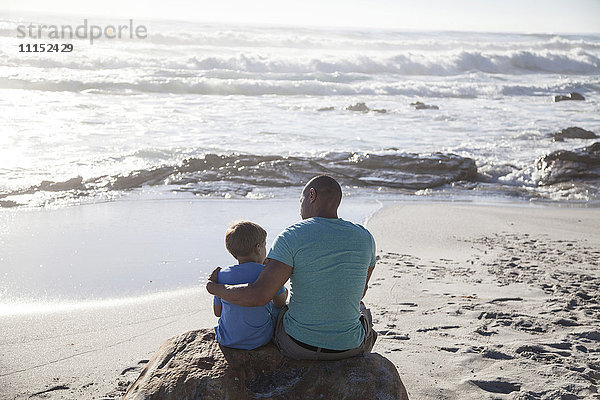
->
[1, 13, 599, 399]
[367, 203, 600, 399]
[1, 201, 598, 399]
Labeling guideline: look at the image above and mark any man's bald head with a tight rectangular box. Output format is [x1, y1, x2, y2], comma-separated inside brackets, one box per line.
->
[300, 175, 342, 219]
[303, 175, 342, 204]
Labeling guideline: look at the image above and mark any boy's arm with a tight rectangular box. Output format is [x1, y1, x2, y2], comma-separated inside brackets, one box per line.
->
[213, 289, 222, 317]
[272, 287, 288, 308]
[213, 304, 222, 317]
[207, 258, 292, 307]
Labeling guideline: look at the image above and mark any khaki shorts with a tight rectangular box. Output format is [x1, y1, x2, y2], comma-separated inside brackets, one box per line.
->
[272, 303, 377, 361]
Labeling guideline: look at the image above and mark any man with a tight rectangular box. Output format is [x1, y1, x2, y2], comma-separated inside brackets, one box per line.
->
[206, 175, 377, 360]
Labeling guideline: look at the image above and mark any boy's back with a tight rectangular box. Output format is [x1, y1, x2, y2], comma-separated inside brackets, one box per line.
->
[213, 262, 284, 350]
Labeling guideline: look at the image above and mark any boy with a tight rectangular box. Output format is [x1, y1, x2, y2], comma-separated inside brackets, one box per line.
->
[212, 221, 287, 350]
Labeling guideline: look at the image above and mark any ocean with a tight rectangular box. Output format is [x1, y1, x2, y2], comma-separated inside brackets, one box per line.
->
[1, 14, 599, 310]
[1, 16, 599, 207]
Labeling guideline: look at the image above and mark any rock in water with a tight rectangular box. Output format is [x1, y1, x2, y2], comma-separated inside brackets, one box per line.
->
[343, 102, 387, 113]
[371, 108, 387, 113]
[123, 329, 409, 400]
[345, 102, 370, 112]
[554, 92, 586, 102]
[552, 127, 598, 142]
[569, 92, 585, 101]
[537, 142, 600, 185]
[410, 101, 439, 110]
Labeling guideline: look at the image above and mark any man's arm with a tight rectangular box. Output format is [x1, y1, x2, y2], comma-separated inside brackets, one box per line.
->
[362, 265, 375, 299]
[206, 258, 292, 307]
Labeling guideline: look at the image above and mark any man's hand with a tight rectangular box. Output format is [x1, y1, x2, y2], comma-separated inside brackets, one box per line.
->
[208, 267, 220, 283]
[206, 259, 292, 307]
[206, 267, 220, 294]
[362, 265, 375, 299]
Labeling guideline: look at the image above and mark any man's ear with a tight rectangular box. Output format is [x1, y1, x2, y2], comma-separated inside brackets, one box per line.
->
[309, 188, 316, 202]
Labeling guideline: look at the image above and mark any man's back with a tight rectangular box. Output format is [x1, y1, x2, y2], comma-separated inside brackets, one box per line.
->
[267, 217, 376, 350]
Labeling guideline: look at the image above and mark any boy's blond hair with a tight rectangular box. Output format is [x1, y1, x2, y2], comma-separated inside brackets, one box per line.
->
[225, 221, 267, 259]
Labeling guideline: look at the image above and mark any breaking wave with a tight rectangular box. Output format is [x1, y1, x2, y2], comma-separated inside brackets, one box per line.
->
[476, 142, 600, 202]
[1, 76, 598, 98]
[4, 45, 598, 96]
[3, 18, 599, 97]
[7, 49, 600, 76]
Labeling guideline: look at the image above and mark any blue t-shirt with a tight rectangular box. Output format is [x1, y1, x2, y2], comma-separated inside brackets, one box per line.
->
[213, 262, 286, 350]
[267, 217, 376, 350]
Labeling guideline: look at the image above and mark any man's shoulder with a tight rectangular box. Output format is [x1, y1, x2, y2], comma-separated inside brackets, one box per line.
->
[283, 218, 372, 235]
[333, 218, 374, 240]
[338, 218, 371, 232]
[285, 219, 317, 230]
[276, 219, 316, 238]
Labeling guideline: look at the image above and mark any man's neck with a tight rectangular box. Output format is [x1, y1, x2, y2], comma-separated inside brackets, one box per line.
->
[314, 211, 338, 219]
[309, 204, 339, 219]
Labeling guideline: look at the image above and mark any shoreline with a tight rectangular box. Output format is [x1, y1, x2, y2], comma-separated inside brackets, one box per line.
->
[3, 196, 591, 317]
[1, 200, 599, 399]
[0, 196, 379, 311]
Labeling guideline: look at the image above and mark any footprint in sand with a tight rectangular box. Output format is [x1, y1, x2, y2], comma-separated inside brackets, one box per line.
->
[474, 325, 498, 336]
[482, 349, 513, 360]
[468, 379, 521, 394]
[377, 329, 410, 340]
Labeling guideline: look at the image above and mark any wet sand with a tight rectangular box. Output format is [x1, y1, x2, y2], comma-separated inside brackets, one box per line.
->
[1, 202, 599, 399]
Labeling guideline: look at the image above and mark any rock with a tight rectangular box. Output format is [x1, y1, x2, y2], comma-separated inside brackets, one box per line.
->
[568, 92, 585, 100]
[38, 176, 85, 192]
[344, 102, 388, 114]
[0, 200, 19, 208]
[123, 329, 409, 400]
[346, 102, 370, 112]
[536, 142, 600, 185]
[336, 152, 477, 189]
[317, 106, 335, 112]
[410, 101, 439, 110]
[554, 92, 585, 102]
[552, 127, 598, 142]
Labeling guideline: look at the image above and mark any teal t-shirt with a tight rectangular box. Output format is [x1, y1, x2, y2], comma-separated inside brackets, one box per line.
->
[267, 217, 376, 350]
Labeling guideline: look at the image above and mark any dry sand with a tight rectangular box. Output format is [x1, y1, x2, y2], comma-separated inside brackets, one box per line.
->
[1, 202, 599, 399]
[366, 203, 600, 400]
